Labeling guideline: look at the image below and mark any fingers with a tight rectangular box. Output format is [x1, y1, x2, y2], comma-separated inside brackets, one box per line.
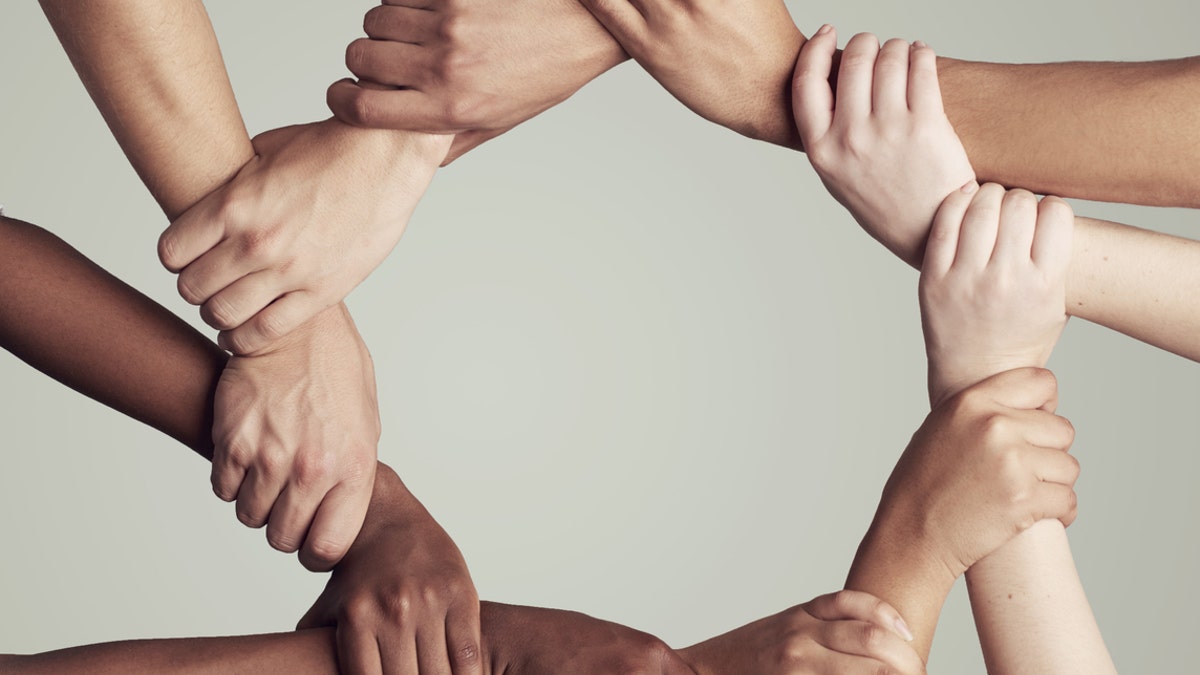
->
[976, 367, 1059, 412]
[200, 270, 283, 331]
[792, 25, 838, 144]
[1031, 195, 1075, 272]
[1030, 442, 1082, 486]
[445, 602, 484, 675]
[210, 441, 249, 503]
[872, 39, 911, 116]
[1019, 409, 1076, 450]
[345, 38, 427, 89]
[328, 80, 480, 133]
[805, 590, 913, 641]
[234, 463, 286, 529]
[338, 623, 385, 675]
[159, 200, 226, 273]
[299, 478, 373, 572]
[380, 630, 420, 675]
[818, 619, 926, 674]
[991, 189, 1039, 265]
[907, 40, 942, 113]
[265, 483, 326, 554]
[953, 182, 1006, 269]
[416, 627, 453, 675]
[218, 291, 319, 356]
[1031, 480, 1080, 528]
[922, 181, 978, 275]
[836, 33, 881, 122]
[363, 5, 437, 45]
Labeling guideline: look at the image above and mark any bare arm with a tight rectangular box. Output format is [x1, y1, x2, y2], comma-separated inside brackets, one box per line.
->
[38, 0, 250, 219]
[1068, 216, 1200, 361]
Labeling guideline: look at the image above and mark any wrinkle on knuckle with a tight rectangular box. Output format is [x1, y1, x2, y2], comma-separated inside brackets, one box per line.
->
[305, 536, 348, 567]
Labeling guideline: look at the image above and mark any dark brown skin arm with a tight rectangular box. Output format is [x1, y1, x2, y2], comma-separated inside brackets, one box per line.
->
[939, 56, 1200, 207]
[0, 215, 224, 458]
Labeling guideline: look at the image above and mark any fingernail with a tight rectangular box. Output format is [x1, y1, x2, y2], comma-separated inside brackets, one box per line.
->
[961, 180, 979, 194]
[816, 24, 833, 36]
[894, 616, 916, 642]
[914, 40, 929, 49]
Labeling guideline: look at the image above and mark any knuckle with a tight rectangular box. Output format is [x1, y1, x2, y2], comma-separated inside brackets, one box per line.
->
[202, 295, 239, 330]
[176, 272, 205, 305]
[383, 589, 415, 624]
[305, 535, 349, 567]
[158, 231, 183, 271]
[781, 633, 815, 664]
[293, 450, 336, 490]
[342, 593, 377, 626]
[255, 308, 291, 344]
[1039, 194, 1075, 219]
[239, 227, 279, 260]
[345, 37, 374, 76]
[362, 6, 389, 36]
[236, 507, 266, 529]
[267, 526, 301, 553]
[981, 412, 1013, 442]
[858, 623, 887, 650]
[223, 329, 257, 357]
[1003, 188, 1037, 209]
[451, 641, 481, 669]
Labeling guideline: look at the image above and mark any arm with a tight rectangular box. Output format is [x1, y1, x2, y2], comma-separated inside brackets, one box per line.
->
[793, 30, 1200, 364]
[39, 3, 475, 670]
[41, 0, 450, 355]
[844, 368, 1080, 661]
[675, 591, 925, 675]
[918, 187, 1115, 674]
[791, 31, 1113, 670]
[554, 0, 1199, 207]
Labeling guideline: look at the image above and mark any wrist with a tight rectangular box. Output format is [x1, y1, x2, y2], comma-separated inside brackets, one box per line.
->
[314, 117, 451, 171]
[855, 496, 961, 591]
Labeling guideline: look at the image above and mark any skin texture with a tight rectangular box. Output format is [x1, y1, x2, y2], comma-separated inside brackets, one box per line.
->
[793, 28, 975, 268]
[341, 0, 1200, 207]
[330, 0, 628, 164]
[676, 591, 924, 675]
[37, 1, 478, 670]
[791, 28, 1116, 672]
[845, 368, 1079, 659]
[792, 30, 1200, 366]
[0, 214, 925, 673]
[161, 121, 451, 356]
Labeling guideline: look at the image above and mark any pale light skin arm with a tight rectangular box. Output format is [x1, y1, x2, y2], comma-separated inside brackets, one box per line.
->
[1067, 216, 1200, 362]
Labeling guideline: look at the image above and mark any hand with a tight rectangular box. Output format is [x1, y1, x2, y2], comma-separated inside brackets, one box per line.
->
[159, 119, 450, 355]
[793, 28, 975, 267]
[578, 0, 805, 148]
[868, 368, 1079, 582]
[299, 464, 482, 675]
[211, 303, 379, 571]
[480, 602, 694, 674]
[329, 0, 627, 164]
[920, 183, 1074, 406]
[678, 591, 924, 675]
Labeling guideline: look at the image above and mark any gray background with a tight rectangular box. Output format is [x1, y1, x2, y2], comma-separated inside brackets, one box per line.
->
[1, 1, 1197, 672]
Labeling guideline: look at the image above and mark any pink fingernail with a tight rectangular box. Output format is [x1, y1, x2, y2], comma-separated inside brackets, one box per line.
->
[961, 180, 979, 194]
[816, 24, 833, 36]
[894, 616, 915, 642]
[914, 40, 929, 49]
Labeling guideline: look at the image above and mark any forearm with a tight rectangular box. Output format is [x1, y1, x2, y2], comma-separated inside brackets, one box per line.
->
[939, 57, 1200, 208]
[844, 503, 956, 660]
[1067, 216, 1200, 361]
[0, 215, 224, 457]
[966, 522, 1115, 674]
[39, 0, 252, 219]
[1, 630, 339, 675]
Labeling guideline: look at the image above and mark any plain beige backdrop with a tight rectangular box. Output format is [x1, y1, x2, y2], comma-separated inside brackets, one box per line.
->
[1, 1, 1198, 672]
